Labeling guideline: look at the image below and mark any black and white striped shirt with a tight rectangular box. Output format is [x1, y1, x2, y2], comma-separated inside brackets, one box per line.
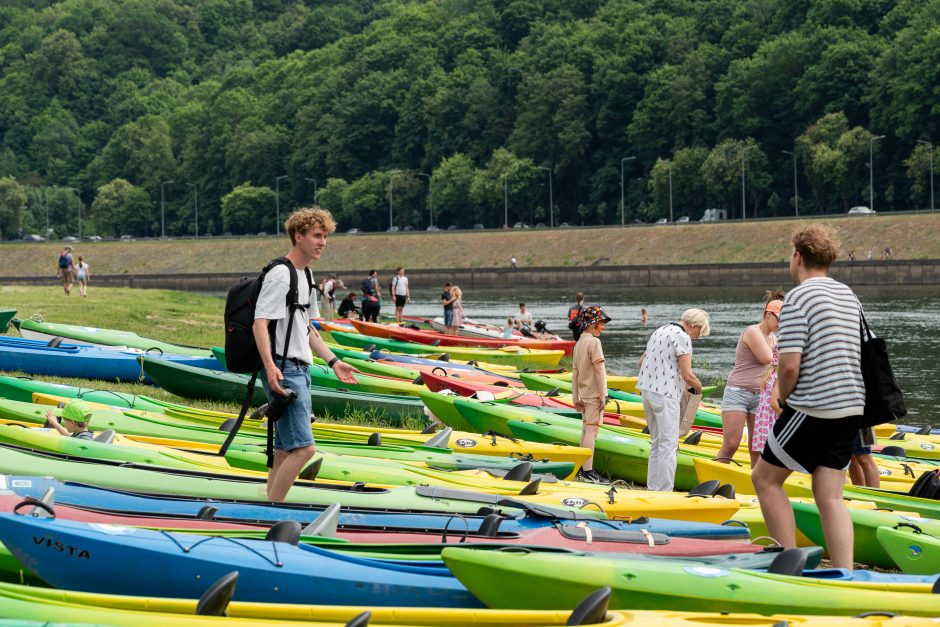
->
[778, 277, 864, 419]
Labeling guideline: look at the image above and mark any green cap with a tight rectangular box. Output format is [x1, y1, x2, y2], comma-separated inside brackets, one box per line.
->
[62, 400, 93, 425]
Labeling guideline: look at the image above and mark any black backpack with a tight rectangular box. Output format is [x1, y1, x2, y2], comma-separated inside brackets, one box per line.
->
[219, 257, 312, 465]
[361, 277, 375, 295]
[909, 469, 940, 500]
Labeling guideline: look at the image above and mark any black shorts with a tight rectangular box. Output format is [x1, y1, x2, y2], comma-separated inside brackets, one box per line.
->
[761, 406, 861, 473]
[395, 294, 407, 307]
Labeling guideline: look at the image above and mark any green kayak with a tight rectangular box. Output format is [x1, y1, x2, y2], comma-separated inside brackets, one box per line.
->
[0, 311, 15, 334]
[0, 374, 167, 411]
[520, 373, 722, 429]
[441, 547, 940, 616]
[792, 501, 940, 569]
[15, 318, 212, 357]
[876, 523, 940, 575]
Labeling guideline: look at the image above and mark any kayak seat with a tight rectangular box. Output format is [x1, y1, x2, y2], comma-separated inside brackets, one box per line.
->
[46, 336, 64, 348]
[363, 344, 376, 352]
[715, 483, 736, 499]
[423, 427, 453, 449]
[345, 611, 372, 627]
[196, 506, 218, 521]
[687, 480, 720, 497]
[566, 586, 611, 625]
[682, 430, 704, 446]
[504, 461, 533, 483]
[879, 445, 906, 457]
[557, 526, 669, 545]
[92, 429, 116, 444]
[367, 432, 382, 447]
[266, 520, 302, 545]
[545, 387, 561, 397]
[298, 457, 323, 481]
[420, 423, 439, 434]
[767, 547, 808, 576]
[196, 571, 238, 616]
[518, 478, 541, 496]
[411, 374, 425, 385]
[431, 340, 441, 347]
[641, 426, 650, 434]
[303, 503, 341, 538]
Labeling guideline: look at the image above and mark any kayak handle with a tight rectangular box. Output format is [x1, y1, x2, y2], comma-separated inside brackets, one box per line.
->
[855, 612, 898, 618]
[440, 514, 469, 544]
[13, 496, 55, 519]
[711, 456, 742, 466]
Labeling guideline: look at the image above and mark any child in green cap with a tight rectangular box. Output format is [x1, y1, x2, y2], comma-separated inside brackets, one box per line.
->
[45, 400, 94, 440]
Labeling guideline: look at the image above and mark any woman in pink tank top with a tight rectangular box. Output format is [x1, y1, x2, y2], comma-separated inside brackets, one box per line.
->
[717, 290, 784, 466]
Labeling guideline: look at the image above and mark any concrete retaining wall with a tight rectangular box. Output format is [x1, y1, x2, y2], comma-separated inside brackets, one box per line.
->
[5, 259, 939, 291]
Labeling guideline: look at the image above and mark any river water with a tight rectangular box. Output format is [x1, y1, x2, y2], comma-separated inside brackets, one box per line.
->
[403, 285, 939, 428]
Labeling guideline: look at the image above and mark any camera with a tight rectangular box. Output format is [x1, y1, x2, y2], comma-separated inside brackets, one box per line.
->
[265, 388, 297, 421]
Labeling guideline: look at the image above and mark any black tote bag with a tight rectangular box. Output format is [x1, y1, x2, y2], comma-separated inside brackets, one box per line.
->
[858, 308, 906, 427]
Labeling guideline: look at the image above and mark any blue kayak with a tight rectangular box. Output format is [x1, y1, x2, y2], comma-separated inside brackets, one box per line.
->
[0, 337, 221, 383]
[3, 476, 752, 540]
[0, 514, 482, 607]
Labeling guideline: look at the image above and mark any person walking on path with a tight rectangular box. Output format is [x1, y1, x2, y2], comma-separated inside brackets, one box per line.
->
[717, 290, 783, 467]
[391, 267, 410, 322]
[751, 224, 865, 569]
[572, 306, 612, 484]
[252, 208, 358, 502]
[74, 255, 90, 298]
[446, 286, 464, 335]
[360, 269, 381, 322]
[636, 309, 709, 492]
[567, 292, 585, 341]
[56, 245, 75, 296]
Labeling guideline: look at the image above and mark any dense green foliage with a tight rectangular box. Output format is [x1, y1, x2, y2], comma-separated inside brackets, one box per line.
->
[0, 0, 938, 238]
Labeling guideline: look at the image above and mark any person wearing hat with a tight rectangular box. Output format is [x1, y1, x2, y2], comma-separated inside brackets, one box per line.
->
[56, 245, 75, 296]
[716, 290, 784, 467]
[45, 400, 94, 440]
[637, 308, 710, 492]
[571, 305, 612, 484]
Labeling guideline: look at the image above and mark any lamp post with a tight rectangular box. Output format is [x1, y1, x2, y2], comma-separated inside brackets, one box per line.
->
[275, 175, 288, 235]
[160, 180, 174, 238]
[869, 135, 885, 212]
[620, 156, 635, 226]
[668, 164, 673, 223]
[917, 140, 935, 212]
[740, 146, 757, 220]
[417, 172, 432, 227]
[782, 149, 798, 216]
[387, 170, 402, 231]
[503, 170, 509, 228]
[304, 177, 318, 205]
[537, 166, 553, 227]
[186, 183, 199, 238]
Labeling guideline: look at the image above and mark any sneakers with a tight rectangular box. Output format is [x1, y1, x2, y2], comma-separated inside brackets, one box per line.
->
[576, 470, 607, 484]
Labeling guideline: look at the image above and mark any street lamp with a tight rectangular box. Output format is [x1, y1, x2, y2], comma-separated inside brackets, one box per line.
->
[869, 135, 885, 212]
[537, 166, 553, 227]
[782, 149, 798, 217]
[740, 146, 758, 220]
[917, 140, 935, 212]
[387, 170, 402, 231]
[160, 180, 174, 238]
[620, 156, 635, 226]
[186, 183, 199, 238]
[304, 177, 318, 205]
[275, 175, 288, 235]
[668, 163, 673, 223]
[503, 170, 510, 228]
[417, 172, 432, 227]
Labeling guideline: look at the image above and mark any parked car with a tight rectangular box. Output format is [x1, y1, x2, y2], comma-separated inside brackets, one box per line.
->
[346, 228, 360, 234]
[535, 222, 547, 228]
[446, 225, 458, 230]
[848, 206, 876, 215]
[256, 231, 268, 236]
[426, 225, 441, 232]
[676, 216, 690, 223]
[22, 234, 45, 242]
[559, 222, 570, 228]
[473, 224, 485, 230]
[86, 235, 102, 242]
[61, 235, 78, 242]
[403, 225, 415, 231]
[654, 218, 669, 225]
[120, 235, 134, 241]
[386, 226, 400, 233]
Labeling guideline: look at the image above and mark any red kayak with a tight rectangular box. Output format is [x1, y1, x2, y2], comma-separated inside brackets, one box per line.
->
[384, 360, 526, 388]
[351, 320, 576, 355]
[0, 495, 760, 557]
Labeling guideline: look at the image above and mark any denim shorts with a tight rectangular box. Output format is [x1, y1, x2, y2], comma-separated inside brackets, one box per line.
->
[443, 310, 454, 327]
[261, 362, 314, 451]
[721, 385, 761, 414]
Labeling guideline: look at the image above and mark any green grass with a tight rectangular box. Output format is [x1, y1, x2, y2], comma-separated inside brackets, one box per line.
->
[1, 286, 427, 428]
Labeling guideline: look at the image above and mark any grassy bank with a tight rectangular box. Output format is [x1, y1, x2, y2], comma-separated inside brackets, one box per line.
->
[3, 213, 938, 277]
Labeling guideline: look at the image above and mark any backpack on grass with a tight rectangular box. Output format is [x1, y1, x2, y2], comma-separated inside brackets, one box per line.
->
[220, 257, 312, 465]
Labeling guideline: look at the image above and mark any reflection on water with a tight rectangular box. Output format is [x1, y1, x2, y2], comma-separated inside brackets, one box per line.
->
[405, 285, 940, 427]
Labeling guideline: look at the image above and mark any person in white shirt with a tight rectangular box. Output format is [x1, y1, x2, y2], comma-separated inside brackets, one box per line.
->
[514, 303, 533, 331]
[391, 267, 410, 322]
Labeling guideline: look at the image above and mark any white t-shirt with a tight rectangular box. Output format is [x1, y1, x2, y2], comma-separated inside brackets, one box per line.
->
[636, 323, 692, 400]
[254, 264, 317, 364]
[516, 311, 533, 326]
[392, 275, 409, 296]
[75, 262, 89, 279]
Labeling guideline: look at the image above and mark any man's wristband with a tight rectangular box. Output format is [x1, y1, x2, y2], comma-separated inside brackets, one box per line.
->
[327, 357, 339, 368]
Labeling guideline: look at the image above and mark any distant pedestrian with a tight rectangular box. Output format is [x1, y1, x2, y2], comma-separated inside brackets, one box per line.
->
[360, 270, 381, 322]
[56, 245, 75, 296]
[446, 286, 464, 335]
[572, 305, 612, 484]
[848, 249, 855, 262]
[319, 275, 335, 321]
[441, 282, 454, 331]
[636, 309, 709, 492]
[391, 267, 410, 322]
[883, 246, 892, 259]
[510, 256, 517, 268]
[866, 249, 872, 261]
[567, 292, 585, 341]
[74, 255, 90, 298]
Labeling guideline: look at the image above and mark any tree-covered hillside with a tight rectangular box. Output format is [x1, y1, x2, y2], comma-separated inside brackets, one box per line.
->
[0, 0, 937, 238]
